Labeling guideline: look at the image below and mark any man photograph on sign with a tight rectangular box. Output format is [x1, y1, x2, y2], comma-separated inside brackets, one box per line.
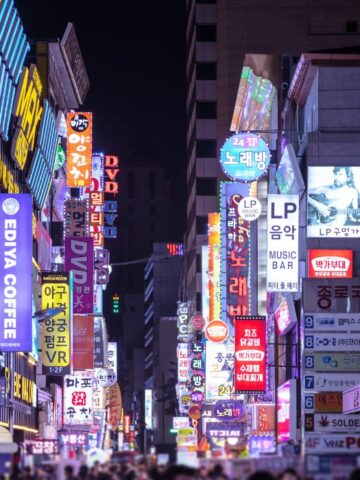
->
[308, 167, 360, 236]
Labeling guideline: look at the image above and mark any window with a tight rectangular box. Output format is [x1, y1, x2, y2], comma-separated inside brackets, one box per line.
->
[196, 177, 217, 196]
[196, 62, 216, 80]
[196, 292, 202, 312]
[196, 139, 217, 157]
[127, 171, 134, 198]
[149, 171, 155, 199]
[196, 24, 216, 42]
[196, 101, 217, 119]
[346, 21, 358, 33]
[196, 254, 202, 273]
[196, 216, 208, 235]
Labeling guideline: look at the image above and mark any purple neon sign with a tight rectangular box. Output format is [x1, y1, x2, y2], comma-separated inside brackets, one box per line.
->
[65, 237, 94, 313]
[0, 194, 32, 351]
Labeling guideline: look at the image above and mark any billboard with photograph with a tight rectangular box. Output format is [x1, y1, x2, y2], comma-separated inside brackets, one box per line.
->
[0, 194, 32, 351]
[307, 167, 360, 238]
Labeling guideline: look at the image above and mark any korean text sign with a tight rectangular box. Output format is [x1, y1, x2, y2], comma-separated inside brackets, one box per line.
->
[64, 371, 93, 425]
[41, 272, 72, 375]
[73, 315, 94, 370]
[234, 317, 267, 393]
[205, 341, 234, 400]
[308, 250, 353, 278]
[220, 182, 251, 335]
[267, 194, 299, 292]
[0, 194, 32, 351]
[66, 112, 92, 187]
[65, 237, 94, 314]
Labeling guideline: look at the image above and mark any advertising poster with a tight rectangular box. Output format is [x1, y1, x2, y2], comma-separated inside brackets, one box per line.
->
[66, 112, 92, 188]
[308, 250, 353, 278]
[205, 341, 234, 400]
[267, 194, 299, 292]
[65, 237, 94, 313]
[41, 272, 72, 375]
[307, 166, 360, 238]
[0, 194, 32, 352]
[73, 315, 94, 370]
[64, 371, 94, 426]
[220, 182, 252, 335]
[234, 317, 267, 393]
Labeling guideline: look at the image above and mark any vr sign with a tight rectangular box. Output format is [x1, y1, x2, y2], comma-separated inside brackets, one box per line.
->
[267, 195, 299, 292]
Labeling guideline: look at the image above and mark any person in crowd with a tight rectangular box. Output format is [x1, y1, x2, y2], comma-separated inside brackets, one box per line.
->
[277, 468, 300, 480]
[247, 471, 276, 480]
[64, 465, 78, 480]
[349, 468, 360, 480]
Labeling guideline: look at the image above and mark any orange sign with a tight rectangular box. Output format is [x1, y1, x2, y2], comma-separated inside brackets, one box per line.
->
[314, 392, 342, 413]
[309, 249, 353, 278]
[109, 383, 122, 431]
[66, 112, 92, 187]
[205, 320, 229, 343]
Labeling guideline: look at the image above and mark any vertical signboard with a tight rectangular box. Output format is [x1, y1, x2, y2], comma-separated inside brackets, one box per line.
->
[66, 112, 92, 187]
[65, 237, 94, 314]
[205, 341, 234, 400]
[41, 272, 72, 375]
[145, 389, 153, 429]
[107, 342, 117, 377]
[234, 317, 267, 393]
[64, 199, 89, 237]
[109, 383, 122, 430]
[73, 315, 94, 370]
[267, 194, 299, 292]
[208, 213, 221, 323]
[220, 182, 251, 334]
[64, 371, 93, 426]
[277, 380, 297, 443]
[94, 316, 107, 368]
[0, 194, 32, 351]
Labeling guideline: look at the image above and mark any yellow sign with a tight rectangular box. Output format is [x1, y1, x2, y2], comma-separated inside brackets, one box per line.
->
[11, 65, 43, 170]
[5, 367, 36, 407]
[41, 272, 71, 375]
[0, 141, 20, 193]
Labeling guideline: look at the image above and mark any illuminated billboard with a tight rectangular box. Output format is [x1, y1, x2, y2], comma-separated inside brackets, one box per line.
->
[64, 199, 89, 237]
[220, 133, 270, 182]
[41, 272, 72, 375]
[64, 371, 94, 426]
[307, 167, 360, 238]
[234, 317, 267, 393]
[208, 213, 221, 323]
[220, 182, 252, 336]
[205, 341, 234, 400]
[66, 112, 92, 187]
[277, 380, 297, 443]
[308, 249, 353, 278]
[73, 315, 94, 370]
[267, 194, 299, 292]
[0, 2, 29, 141]
[0, 194, 32, 352]
[65, 237, 94, 314]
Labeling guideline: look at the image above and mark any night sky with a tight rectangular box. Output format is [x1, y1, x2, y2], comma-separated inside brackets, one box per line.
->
[16, 0, 187, 238]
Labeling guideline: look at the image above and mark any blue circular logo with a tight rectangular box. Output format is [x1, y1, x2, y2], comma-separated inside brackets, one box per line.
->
[220, 133, 270, 182]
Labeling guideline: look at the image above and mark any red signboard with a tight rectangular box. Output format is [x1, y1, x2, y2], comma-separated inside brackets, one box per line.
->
[309, 249, 353, 278]
[234, 317, 267, 393]
[73, 315, 94, 370]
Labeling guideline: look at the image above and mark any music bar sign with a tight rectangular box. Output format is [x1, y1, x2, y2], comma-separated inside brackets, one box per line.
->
[267, 195, 299, 292]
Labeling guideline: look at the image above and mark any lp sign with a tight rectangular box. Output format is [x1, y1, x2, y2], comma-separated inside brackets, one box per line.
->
[267, 195, 299, 292]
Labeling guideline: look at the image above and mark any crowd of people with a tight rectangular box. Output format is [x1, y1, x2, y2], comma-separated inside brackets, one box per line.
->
[6, 460, 360, 480]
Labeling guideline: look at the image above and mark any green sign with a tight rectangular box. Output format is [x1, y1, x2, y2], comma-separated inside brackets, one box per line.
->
[54, 145, 66, 170]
